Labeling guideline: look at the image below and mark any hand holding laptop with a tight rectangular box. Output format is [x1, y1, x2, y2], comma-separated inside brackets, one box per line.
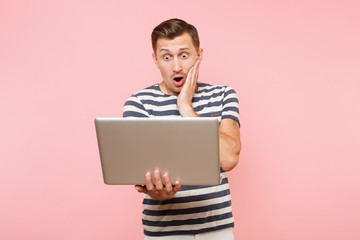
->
[135, 169, 181, 200]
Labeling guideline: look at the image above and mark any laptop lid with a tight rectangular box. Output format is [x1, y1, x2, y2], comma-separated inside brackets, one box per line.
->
[95, 117, 220, 185]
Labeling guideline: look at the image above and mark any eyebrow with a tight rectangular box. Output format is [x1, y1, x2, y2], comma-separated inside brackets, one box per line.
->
[159, 47, 190, 53]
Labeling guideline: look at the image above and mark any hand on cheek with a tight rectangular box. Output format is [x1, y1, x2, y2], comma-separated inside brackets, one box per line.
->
[177, 55, 202, 117]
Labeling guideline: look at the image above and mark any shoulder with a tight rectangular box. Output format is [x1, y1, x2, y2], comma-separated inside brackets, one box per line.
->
[124, 84, 161, 103]
[128, 84, 161, 98]
[123, 84, 161, 117]
[197, 82, 238, 97]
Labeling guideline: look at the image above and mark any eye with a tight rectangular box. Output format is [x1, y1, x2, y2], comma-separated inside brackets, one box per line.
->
[181, 53, 188, 58]
[163, 55, 171, 60]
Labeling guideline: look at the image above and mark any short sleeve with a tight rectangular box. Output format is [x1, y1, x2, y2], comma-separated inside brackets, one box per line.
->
[221, 86, 240, 127]
[123, 95, 150, 118]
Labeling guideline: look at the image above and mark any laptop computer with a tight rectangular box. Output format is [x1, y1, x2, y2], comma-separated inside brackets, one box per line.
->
[95, 117, 220, 185]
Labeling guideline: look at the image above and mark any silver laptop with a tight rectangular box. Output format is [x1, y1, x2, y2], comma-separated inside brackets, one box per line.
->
[95, 117, 220, 185]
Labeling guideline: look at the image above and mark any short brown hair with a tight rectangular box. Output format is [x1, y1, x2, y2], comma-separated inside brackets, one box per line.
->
[151, 18, 200, 52]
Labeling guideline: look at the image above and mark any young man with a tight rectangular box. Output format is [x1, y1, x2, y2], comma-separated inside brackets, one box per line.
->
[123, 18, 241, 239]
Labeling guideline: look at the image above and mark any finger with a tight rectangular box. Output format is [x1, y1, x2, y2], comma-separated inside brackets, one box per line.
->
[135, 185, 146, 193]
[154, 169, 164, 191]
[188, 64, 196, 85]
[193, 59, 201, 81]
[196, 56, 201, 66]
[186, 65, 195, 83]
[145, 172, 154, 192]
[194, 56, 201, 68]
[174, 180, 181, 192]
[194, 64, 199, 83]
[163, 173, 173, 193]
[194, 58, 201, 82]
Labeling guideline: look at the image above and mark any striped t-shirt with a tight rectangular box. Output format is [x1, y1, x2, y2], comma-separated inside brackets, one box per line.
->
[123, 82, 240, 237]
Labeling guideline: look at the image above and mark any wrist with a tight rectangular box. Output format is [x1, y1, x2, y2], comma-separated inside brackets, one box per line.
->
[178, 104, 199, 117]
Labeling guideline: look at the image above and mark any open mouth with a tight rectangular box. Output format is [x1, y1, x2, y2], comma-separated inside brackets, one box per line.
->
[173, 77, 184, 82]
[173, 76, 185, 87]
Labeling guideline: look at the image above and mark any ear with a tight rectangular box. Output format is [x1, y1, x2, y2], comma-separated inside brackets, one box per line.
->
[197, 48, 204, 60]
[152, 52, 159, 68]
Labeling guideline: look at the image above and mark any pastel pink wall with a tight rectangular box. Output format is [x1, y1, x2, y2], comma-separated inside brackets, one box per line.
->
[1, 1, 359, 239]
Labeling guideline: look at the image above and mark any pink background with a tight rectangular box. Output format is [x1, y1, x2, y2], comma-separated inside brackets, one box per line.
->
[1, 0, 359, 239]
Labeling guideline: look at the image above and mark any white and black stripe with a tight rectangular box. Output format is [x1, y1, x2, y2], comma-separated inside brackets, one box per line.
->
[123, 82, 240, 237]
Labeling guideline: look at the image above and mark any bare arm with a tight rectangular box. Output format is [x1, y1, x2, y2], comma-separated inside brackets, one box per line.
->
[219, 118, 241, 171]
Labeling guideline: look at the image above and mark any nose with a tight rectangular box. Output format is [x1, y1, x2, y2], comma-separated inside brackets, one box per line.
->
[172, 58, 182, 73]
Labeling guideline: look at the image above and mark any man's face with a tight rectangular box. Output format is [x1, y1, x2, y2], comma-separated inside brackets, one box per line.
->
[153, 32, 203, 95]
